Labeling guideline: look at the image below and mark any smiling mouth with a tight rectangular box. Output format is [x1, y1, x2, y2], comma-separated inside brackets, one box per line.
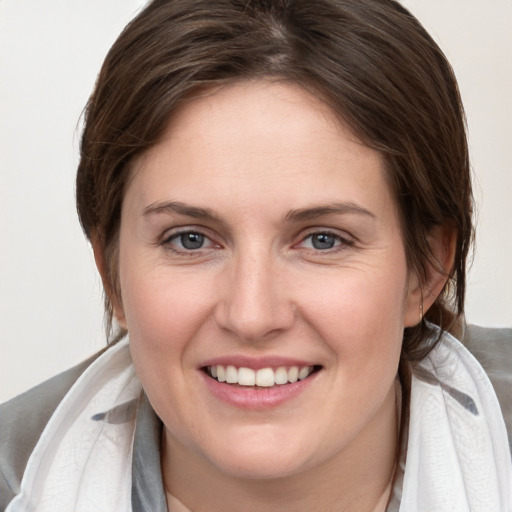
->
[203, 364, 322, 388]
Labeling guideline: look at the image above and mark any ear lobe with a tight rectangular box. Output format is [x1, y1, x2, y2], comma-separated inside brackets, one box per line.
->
[91, 233, 127, 329]
[404, 225, 456, 327]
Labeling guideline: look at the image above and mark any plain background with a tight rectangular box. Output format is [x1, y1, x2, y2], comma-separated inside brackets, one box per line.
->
[1, 0, 511, 403]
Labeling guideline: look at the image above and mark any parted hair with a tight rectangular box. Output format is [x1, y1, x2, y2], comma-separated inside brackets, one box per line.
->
[76, 0, 473, 361]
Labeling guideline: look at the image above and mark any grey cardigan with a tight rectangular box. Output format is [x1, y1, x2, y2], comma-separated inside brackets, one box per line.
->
[1, 325, 511, 512]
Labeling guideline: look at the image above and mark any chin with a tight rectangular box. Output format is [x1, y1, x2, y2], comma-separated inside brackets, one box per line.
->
[201, 429, 318, 481]
[213, 453, 310, 481]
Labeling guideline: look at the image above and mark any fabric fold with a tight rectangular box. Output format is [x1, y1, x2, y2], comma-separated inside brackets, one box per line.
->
[6, 339, 141, 512]
[400, 329, 512, 511]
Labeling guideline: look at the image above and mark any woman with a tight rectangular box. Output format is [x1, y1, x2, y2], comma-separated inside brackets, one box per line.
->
[1, 1, 511, 511]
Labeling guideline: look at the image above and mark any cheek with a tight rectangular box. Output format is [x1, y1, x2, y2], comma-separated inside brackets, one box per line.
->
[325, 290, 404, 377]
[328, 277, 405, 411]
[117, 263, 226, 416]
[119, 270, 212, 423]
[301, 262, 408, 338]
[120, 270, 214, 348]
[296, 254, 408, 386]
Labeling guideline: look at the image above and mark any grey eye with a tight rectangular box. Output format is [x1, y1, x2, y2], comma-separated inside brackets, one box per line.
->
[180, 232, 205, 250]
[311, 233, 336, 250]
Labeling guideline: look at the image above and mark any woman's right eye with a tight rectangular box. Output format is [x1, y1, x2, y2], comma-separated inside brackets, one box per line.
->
[162, 230, 217, 252]
[176, 232, 205, 250]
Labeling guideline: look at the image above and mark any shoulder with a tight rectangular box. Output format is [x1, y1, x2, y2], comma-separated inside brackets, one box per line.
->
[0, 350, 105, 511]
[462, 324, 512, 448]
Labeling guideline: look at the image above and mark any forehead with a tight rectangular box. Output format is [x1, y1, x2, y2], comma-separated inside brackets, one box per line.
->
[127, 80, 395, 221]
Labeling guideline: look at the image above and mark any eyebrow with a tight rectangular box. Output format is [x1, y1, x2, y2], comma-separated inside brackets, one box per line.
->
[283, 202, 376, 222]
[142, 201, 221, 222]
[142, 200, 376, 224]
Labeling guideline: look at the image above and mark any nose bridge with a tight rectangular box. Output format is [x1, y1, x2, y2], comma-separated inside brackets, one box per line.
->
[216, 242, 293, 341]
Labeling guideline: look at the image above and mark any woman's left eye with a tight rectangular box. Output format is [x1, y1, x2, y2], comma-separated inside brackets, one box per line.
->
[298, 232, 353, 251]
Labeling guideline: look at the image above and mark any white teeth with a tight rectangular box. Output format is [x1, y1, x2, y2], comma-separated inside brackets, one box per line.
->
[226, 365, 238, 384]
[298, 367, 310, 380]
[288, 366, 299, 383]
[256, 368, 275, 387]
[274, 367, 288, 385]
[208, 364, 315, 387]
[238, 367, 256, 386]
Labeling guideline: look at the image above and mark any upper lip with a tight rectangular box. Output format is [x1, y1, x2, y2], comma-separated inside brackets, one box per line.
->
[200, 355, 319, 370]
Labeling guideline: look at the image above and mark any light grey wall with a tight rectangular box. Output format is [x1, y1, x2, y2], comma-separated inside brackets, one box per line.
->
[1, 0, 511, 402]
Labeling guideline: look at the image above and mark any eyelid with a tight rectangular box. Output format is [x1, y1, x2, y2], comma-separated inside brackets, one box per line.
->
[160, 223, 212, 241]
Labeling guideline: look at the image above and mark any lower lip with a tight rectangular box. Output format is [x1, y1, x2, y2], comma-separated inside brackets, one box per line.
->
[200, 370, 319, 410]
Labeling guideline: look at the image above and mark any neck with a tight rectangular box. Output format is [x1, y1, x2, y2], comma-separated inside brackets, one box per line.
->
[162, 382, 400, 512]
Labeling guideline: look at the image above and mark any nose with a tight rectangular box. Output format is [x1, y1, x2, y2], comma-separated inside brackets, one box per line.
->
[214, 247, 295, 343]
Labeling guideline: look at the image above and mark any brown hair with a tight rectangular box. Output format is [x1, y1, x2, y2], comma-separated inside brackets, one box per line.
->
[76, 0, 473, 361]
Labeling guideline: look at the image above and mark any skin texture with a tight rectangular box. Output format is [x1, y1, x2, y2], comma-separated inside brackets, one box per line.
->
[109, 81, 446, 512]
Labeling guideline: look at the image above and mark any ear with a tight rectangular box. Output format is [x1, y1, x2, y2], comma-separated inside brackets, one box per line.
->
[404, 225, 456, 327]
[91, 233, 127, 329]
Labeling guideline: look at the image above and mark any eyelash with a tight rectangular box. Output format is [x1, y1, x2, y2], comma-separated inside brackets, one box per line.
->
[160, 228, 354, 255]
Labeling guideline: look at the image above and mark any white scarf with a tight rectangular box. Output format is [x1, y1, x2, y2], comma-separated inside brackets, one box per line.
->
[7, 339, 141, 512]
[400, 330, 512, 511]
[7, 331, 512, 512]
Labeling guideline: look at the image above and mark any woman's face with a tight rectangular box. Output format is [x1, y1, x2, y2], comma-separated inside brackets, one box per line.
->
[117, 81, 420, 480]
